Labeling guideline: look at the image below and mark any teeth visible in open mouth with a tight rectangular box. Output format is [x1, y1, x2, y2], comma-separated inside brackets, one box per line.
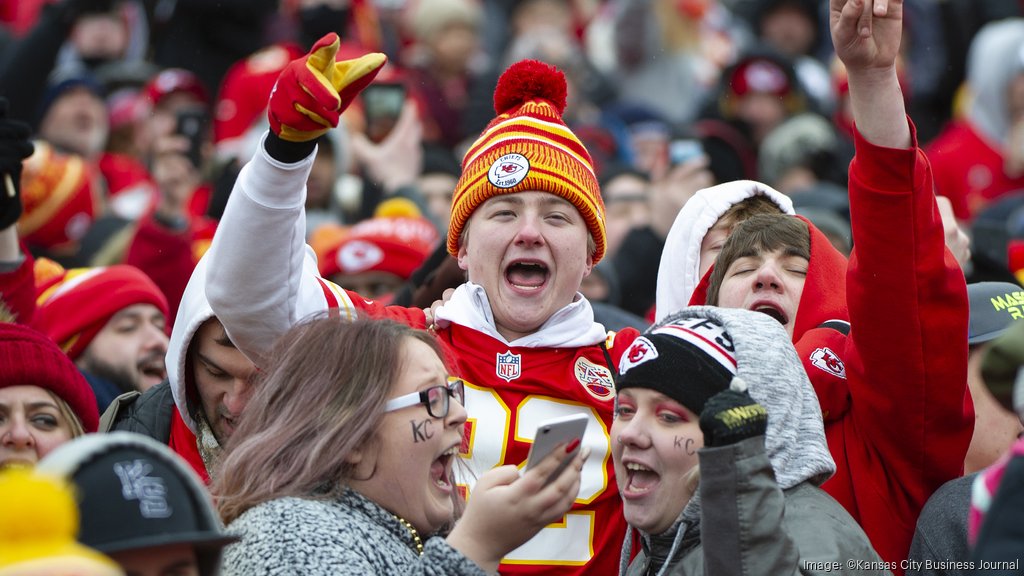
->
[443, 446, 459, 457]
[506, 262, 548, 290]
[625, 463, 651, 472]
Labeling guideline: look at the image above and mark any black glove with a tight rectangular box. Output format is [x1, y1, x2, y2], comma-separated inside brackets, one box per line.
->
[699, 385, 768, 448]
[0, 98, 35, 230]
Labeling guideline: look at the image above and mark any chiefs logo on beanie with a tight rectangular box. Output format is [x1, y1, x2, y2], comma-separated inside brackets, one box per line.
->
[617, 317, 737, 416]
[32, 259, 169, 361]
[447, 59, 606, 263]
[18, 141, 102, 255]
[315, 215, 438, 281]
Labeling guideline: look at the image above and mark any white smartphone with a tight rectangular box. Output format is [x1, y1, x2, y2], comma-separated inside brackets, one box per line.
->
[523, 413, 589, 484]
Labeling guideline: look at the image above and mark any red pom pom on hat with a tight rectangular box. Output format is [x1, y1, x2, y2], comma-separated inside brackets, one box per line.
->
[493, 59, 567, 116]
[449, 58, 606, 264]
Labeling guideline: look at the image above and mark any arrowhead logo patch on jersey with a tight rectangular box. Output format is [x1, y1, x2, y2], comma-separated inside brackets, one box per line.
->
[575, 356, 614, 401]
[496, 351, 522, 382]
[488, 153, 530, 188]
[810, 347, 846, 379]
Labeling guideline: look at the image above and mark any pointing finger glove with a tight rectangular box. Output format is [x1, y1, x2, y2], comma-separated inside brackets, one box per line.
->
[268, 32, 387, 142]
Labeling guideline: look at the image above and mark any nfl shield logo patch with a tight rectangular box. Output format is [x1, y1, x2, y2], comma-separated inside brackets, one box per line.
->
[496, 351, 522, 382]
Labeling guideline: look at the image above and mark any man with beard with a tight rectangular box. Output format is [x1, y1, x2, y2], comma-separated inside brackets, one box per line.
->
[0, 249, 169, 413]
[100, 258, 260, 483]
[30, 259, 170, 412]
[0, 98, 168, 412]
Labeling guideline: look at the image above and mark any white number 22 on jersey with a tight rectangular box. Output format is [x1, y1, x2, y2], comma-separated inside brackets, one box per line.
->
[455, 383, 611, 566]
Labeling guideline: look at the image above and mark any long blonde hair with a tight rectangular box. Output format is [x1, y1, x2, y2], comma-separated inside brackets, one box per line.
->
[213, 315, 449, 525]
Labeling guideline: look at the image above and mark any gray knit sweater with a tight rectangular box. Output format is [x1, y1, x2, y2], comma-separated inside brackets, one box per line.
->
[221, 488, 489, 576]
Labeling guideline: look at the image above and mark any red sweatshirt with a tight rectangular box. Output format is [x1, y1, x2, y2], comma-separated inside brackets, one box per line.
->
[693, 121, 972, 572]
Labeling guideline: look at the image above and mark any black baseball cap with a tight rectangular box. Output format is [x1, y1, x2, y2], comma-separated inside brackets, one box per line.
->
[37, 433, 238, 576]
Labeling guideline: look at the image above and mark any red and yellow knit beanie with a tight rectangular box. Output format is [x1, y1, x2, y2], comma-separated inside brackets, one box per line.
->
[31, 259, 169, 361]
[446, 60, 606, 263]
[18, 141, 101, 255]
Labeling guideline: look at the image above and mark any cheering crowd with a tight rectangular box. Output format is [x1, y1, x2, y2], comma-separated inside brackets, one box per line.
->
[3, 0, 1024, 574]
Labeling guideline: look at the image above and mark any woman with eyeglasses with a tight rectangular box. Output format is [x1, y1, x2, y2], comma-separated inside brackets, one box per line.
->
[212, 315, 586, 575]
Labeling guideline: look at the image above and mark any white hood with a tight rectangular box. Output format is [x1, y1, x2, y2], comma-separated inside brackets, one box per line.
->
[655, 180, 794, 322]
[966, 18, 1024, 146]
[166, 255, 218, 434]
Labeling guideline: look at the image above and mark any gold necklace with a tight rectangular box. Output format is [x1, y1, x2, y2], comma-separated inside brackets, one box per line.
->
[393, 515, 424, 556]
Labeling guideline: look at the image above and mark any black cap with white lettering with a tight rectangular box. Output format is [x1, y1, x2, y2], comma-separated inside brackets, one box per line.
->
[36, 432, 238, 576]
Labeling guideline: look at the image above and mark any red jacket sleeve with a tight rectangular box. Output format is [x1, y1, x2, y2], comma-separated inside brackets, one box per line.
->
[0, 244, 36, 324]
[843, 119, 972, 563]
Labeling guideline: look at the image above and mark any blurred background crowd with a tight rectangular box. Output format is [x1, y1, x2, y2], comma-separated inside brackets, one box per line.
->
[0, 0, 1023, 380]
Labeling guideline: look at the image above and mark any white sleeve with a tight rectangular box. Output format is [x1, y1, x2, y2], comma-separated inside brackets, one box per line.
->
[205, 132, 353, 365]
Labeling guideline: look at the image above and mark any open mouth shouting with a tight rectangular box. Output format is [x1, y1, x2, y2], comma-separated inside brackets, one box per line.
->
[139, 355, 167, 385]
[430, 444, 460, 494]
[750, 301, 789, 327]
[505, 259, 550, 292]
[620, 460, 659, 500]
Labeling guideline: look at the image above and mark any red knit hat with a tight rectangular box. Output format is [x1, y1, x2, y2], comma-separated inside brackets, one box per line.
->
[728, 57, 793, 97]
[447, 60, 606, 263]
[316, 216, 438, 280]
[143, 68, 209, 109]
[0, 323, 99, 432]
[17, 141, 101, 254]
[214, 43, 304, 144]
[32, 259, 169, 361]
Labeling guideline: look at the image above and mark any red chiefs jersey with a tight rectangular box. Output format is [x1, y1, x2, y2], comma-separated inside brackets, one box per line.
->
[341, 289, 639, 575]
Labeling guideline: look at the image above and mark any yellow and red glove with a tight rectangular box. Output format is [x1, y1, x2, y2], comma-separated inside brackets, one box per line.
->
[268, 32, 386, 143]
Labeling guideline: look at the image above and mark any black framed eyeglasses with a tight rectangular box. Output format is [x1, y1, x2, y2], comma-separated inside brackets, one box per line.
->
[384, 378, 465, 418]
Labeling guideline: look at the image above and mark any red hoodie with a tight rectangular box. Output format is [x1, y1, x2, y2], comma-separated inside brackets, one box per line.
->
[692, 122, 972, 573]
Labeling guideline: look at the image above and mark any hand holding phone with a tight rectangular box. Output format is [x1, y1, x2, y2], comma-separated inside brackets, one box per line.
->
[448, 413, 589, 570]
[523, 413, 589, 485]
[361, 82, 406, 143]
